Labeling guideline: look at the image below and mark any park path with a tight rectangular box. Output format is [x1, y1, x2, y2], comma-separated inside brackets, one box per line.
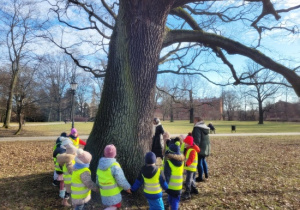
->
[0, 133, 300, 142]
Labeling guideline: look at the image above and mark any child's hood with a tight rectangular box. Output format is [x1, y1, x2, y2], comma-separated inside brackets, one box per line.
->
[165, 153, 185, 167]
[192, 144, 201, 153]
[98, 157, 117, 170]
[141, 165, 159, 179]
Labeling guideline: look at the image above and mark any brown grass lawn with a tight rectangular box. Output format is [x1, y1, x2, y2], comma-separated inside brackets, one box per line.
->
[0, 136, 299, 209]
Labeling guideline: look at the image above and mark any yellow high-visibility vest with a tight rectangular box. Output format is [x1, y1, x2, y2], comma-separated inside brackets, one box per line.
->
[70, 137, 80, 148]
[63, 160, 75, 185]
[142, 168, 162, 194]
[97, 162, 122, 197]
[71, 168, 91, 200]
[54, 154, 63, 173]
[167, 160, 183, 191]
[184, 148, 198, 172]
[180, 143, 185, 153]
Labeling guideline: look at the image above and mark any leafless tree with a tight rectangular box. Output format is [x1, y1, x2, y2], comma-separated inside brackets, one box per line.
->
[244, 61, 282, 124]
[223, 90, 241, 121]
[45, 0, 300, 181]
[0, 0, 42, 128]
[39, 54, 74, 121]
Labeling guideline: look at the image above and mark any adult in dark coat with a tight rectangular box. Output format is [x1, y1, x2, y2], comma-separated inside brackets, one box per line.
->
[192, 117, 211, 182]
[151, 118, 164, 159]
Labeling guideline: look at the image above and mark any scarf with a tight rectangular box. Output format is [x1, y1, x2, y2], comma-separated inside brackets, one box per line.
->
[74, 162, 90, 170]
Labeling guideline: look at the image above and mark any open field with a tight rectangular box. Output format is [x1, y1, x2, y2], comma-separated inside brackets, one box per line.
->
[0, 135, 299, 209]
[1, 120, 300, 137]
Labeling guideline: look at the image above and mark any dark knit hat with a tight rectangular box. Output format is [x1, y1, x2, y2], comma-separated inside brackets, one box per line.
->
[169, 142, 181, 155]
[145, 152, 156, 164]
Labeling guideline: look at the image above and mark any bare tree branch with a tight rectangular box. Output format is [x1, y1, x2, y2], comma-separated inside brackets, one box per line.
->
[162, 29, 300, 96]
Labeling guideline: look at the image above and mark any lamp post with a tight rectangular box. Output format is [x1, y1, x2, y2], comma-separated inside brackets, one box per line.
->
[70, 81, 78, 129]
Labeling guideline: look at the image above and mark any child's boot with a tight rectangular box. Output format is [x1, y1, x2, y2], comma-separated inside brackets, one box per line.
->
[191, 186, 199, 194]
[181, 191, 191, 200]
[62, 198, 71, 207]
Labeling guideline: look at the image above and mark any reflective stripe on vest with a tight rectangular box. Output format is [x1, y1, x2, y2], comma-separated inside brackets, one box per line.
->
[71, 168, 91, 200]
[97, 162, 122, 197]
[70, 137, 80, 148]
[184, 148, 198, 172]
[63, 160, 75, 184]
[142, 168, 162, 194]
[167, 160, 183, 191]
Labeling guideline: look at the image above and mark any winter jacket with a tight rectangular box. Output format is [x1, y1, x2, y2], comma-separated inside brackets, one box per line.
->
[163, 152, 185, 197]
[184, 144, 200, 166]
[192, 121, 210, 156]
[71, 165, 99, 207]
[151, 124, 164, 158]
[57, 153, 75, 193]
[68, 134, 87, 146]
[131, 164, 168, 200]
[96, 157, 131, 206]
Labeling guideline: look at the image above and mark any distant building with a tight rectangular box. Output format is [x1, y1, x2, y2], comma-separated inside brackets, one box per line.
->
[264, 100, 300, 122]
[154, 97, 223, 121]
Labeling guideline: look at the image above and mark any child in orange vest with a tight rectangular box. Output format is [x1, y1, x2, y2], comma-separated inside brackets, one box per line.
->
[181, 133, 200, 200]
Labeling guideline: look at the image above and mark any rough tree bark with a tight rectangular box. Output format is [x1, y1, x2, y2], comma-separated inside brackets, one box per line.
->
[85, 0, 174, 182]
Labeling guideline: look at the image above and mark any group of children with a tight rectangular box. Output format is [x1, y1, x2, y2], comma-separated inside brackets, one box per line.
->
[52, 128, 202, 210]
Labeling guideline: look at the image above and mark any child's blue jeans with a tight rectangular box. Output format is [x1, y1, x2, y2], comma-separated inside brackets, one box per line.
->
[168, 194, 180, 210]
[147, 197, 165, 210]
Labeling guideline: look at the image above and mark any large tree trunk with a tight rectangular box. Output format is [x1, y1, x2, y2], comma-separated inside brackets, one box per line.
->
[3, 72, 18, 128]
[85, 0, 173, 183]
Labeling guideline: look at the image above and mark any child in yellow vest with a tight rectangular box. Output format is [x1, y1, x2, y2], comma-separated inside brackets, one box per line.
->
[57, 144, 77, 206]
[97, 144, 131, 210]
[71, 149, 99, 209]
[181, 134, 200, 200]
[164, 141, 185, 210]
[131, 152, 168, 210]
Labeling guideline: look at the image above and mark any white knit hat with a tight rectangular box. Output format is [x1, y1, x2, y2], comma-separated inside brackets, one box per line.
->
[75, 149, 92, 164]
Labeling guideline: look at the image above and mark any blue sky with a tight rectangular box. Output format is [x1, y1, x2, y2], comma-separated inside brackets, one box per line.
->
[0, 0, 299, 103]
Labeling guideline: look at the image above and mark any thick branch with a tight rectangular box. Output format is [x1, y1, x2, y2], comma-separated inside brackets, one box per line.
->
[170, 7, 240, 83]
[163, 30, 300, 96]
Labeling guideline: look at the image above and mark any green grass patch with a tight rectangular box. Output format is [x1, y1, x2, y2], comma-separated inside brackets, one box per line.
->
[0, 120, 299, 137]
[162, 120, 300, 134]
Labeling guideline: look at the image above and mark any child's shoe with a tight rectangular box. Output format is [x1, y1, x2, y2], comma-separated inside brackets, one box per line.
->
[181, 191, 191, 200]
[191, 187, 199, 194]
[62, 199, 71, 207]
[196, 177, 205, 182]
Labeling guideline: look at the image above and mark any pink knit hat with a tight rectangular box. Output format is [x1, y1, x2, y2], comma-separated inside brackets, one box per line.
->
[75, 149, 92, 164]
[104, 144, 117, 158]
[70, 128, 78, 136]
